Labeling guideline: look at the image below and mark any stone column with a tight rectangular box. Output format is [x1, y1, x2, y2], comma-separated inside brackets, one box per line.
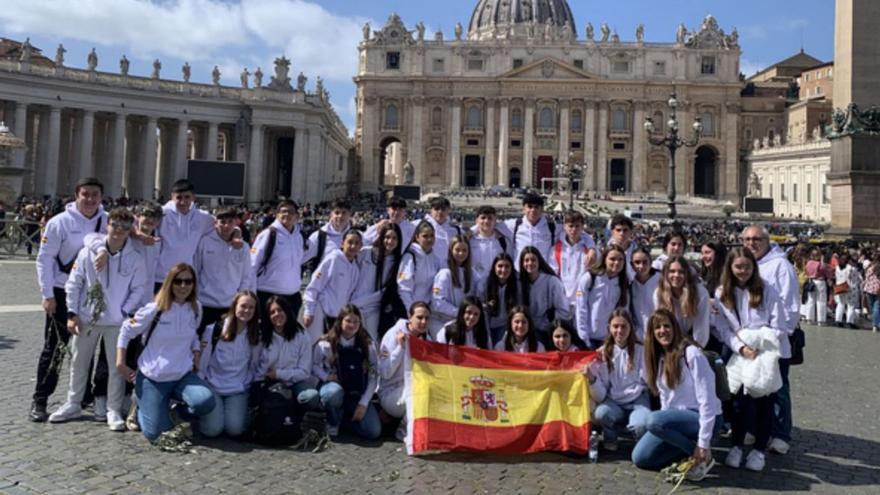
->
[596, 103, 609, 192]
[141, 117, 158, 200]
[408, 97, 425, 185]
[449, 99, 462, 187]
[205, 121, 219, 160]
[523, 99, 535, 187]
[723, 104, 739, 200]
[109, 113, 126, 198]
[497, 99, 509, 186]
[306, 128, 323, 203]
[171, 119, 190, 189]
[484, 99, 496, 186]
[360, 96, 379, 193]
[293, 127, 308, 202]
[247, 123, 264, 202]
[675, 105, 692, 195]
[558, 100, 570, 162]
[13, 102, 27, 170]
[632, 102, 647, 193]
[584, 101, 596, 191]
[44, 107, 62, 196]
[77, 110, 95, 180]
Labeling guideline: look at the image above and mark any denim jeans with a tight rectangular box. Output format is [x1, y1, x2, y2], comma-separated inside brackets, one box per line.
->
[136, 372, 216, 442]
[631, 409, 720, 470]
[868, 294, 880, 328]
[199, 391, 250, 438]
[314, 382, 381, 439]
[594, 392, 651, 443]
[771, 358, 792, 442]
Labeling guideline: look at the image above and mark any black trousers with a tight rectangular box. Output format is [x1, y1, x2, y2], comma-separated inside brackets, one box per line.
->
[257, 291, 302, 320]
[33, 287, 94, 406]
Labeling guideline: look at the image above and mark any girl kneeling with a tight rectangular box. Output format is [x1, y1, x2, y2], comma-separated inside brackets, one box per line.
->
[494, 306, 546, 353]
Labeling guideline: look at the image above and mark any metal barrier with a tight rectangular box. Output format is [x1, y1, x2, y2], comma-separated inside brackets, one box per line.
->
[0, 220, 42, 256]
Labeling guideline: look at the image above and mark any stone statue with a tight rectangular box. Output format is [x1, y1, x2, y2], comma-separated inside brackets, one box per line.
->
[240, 68, 249, 88]
[727, 27, 739, 47]
[600, 23, 610, 43]
[87, 48, 98, 71]
[151, 59, 161, 79]
[544, 18, 553, 42]
[454, 22, 463, 41]
[586, 22, 594, 41]
[762, 136, 770, 148]
[54, 43, 66, 66]
[403, 161, 414, 185]
[297, 72, 307, 92]
[182, 62, 191, 82]
[753, 138, 761, 150]
[676, 23, 687, 44]
[19, 38, 32, 63]
[527, 19, 536, 40]
[254, 67, 263, 88]
[773, 134, 781, 147]
[434, 30, 443, 41]
[747, 172, 761, 196]
[120, 55, 130, 76]
[416, 22, 425, 42]
[269, 56, 292, 90]
[362, 22, 371, 41]
[636, 24, 645, 44]
[212, 65, 221, 85]
[315, 76, 324, 96]
[812, 126, 822, 141]
[611, 31, 620, 43]
[560, 23, 571, 41]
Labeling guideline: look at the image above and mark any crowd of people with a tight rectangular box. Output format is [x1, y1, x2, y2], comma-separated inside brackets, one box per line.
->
[22, 175, 880, 484]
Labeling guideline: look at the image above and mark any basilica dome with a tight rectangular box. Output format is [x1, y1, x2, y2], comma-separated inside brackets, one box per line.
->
[468, 0, 576, 40]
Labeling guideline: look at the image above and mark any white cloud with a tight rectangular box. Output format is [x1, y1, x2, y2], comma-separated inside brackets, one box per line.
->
[740, 58, 764, 78]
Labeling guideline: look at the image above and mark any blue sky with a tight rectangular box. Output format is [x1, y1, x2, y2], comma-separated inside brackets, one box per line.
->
[1, 0, 835, 134]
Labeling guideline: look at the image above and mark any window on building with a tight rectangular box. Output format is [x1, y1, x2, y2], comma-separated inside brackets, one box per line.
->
[611, 109, 627, 130]
[768, 129, 776, 141]
[793, 183, 798, 202]
[612, 61, 630, 74]
[769, 182, 774, 199]
[822, 183, 829, 204]
[431, 107, 442, 128]
[466, 139, 479, 146]
[613, 142, 626, 150]
[384, 104, 399, 129]
[701, 56, 716, 75]
[432, 58, 445, 73]
[571, 141, 582, 149]
[807, 183, 812, 203]
[745, 127, 752, 142]
[653, 61, 666, 76]
[700, 112, 714, 137]
[511, 108, 523, 130]
[780, 183, 786, 201]
[828, 68, 833, 77]
[386, 52, 400, 70]
[652, 111, 664, 133]
[513, 59, 524, 69]
[573, 59, 584, 70]
[804, 73, 810, 82]
[817, 85, 823, 95]
[467, 58, 484, 71]
[338, 156, 343, 171]
[571, 110, 583, 132]
[466, 105, 482, 128]
[511, 139, 521, 147]
[816, 71, 822, 80]
[539, 107, 554, 129]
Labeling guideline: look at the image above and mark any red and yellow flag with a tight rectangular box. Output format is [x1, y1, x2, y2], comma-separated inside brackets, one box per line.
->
[405, 338, 597, 455]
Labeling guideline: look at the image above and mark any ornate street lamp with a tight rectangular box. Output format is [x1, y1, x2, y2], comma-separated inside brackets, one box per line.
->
[643, 93, 702, 220]
[554, 151, 585, 211]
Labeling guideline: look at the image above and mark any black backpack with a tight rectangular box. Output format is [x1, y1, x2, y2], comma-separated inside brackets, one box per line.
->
[250, 381, 303, 446]
[301, 230, 329, 280]
[513, 217, 556, 249]
[256, 226, 309, 277]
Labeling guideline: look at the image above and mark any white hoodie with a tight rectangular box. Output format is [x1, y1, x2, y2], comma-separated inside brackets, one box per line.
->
[756, 244, 799, 358]
[155, 201, 214, 283]
[65, 238, 146, 326]
[36, 202, 107, 299]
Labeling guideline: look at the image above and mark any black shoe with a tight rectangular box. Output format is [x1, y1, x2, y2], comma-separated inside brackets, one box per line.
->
[836, 322, 845, 328]
[847, 323, 859, 330]
[29, 402, 48, 422]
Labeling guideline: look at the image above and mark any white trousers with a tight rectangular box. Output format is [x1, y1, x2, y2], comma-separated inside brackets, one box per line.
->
[67, 324, 125, 413]
[378, 384, 406, 418]
[835, 293, 858, 324]
[804, 279, 828, 323]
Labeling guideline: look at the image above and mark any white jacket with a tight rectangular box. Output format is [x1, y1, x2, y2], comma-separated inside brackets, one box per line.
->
[155, 202, 214, 283]
[550, 236, 596, 304]
[522, 272, 570, 333]
[431, 267, 476, 322]
[36, 202, 107, 298]
[757, 244, 799, 358]
[254, 331, 312, 384]
[397, 244, 442, 311]
[194, 229, 256, 308]
[250, 220, 308, 296]
[575, 271, 624, 344]
[65, 239, 146, 326]
[303, 249, 359, 318]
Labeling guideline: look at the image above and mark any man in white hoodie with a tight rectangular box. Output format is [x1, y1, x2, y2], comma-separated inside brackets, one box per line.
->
[251, 199, 309, 315]
[154, 179, 214, 292]
[305, 199, 352, 271]
[50, 208, 146, 430]
[742, 225, 799, 455]
[30, 177, 108, 422]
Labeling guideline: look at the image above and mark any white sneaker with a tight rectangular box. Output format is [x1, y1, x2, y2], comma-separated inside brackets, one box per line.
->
[768, 437, 790, 455]
[745, 450, 766, 471]
[327, 424, 340, 437]
[48, 402, 82, 423]
[93, 396, 107, 422]
[394, 421, 407, 442]
[685, 457, 715, 481]
[873, 326, 878, 333]
[725, 446, 743, 468]
[744, 432, 756, 446]
[107, 410, 125, 432]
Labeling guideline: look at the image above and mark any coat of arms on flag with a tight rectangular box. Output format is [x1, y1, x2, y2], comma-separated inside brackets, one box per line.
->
[404, 338, 596, 455]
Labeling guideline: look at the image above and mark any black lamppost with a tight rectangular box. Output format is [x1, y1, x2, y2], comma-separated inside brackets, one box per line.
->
[644, 93, 703, 220]
[554, 151, 585, 210]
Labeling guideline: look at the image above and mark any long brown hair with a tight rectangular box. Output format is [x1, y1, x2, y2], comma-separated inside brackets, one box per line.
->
[718, 248, 764, 312]
[155, 263, 199, 314]
[504, 305, 539, 352]
[643, 308, 692, 396]
[220, 290, 261, 346]
[656, 255, 698, 318]
[447, 235, 473, 292]
[591, 245, 630, 307]
[320, 305, 373, 366]
[602, 309, 637, 373]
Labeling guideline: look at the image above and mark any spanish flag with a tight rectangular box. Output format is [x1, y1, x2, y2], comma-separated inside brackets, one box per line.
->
[404, 338, 596, 455]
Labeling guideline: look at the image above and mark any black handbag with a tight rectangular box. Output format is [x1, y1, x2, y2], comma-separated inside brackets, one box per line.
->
[801, 279, 816, 304]
[789, 326, 806, 366]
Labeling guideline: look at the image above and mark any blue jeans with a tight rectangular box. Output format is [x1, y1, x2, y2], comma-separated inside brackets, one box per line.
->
[136, 372, 216, 442]
[199, 391, 250, 438]
[632, 409, 718, 470]
[771, 358, 792, 442]
[594, 393, 651, 443]
[868, 294, 880, 328]
[308, 382, 382, 440]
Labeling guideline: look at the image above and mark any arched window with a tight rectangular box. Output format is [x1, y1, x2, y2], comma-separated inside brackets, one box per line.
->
[466, 105, 482, 128]
[652, 111, 664, 133]
[571, 110, 583, 132]
[699, 112, 714, 137]
[384, 104, 399, 129]
[611, 109, 627, 130]
[539, 107, 554, 129]
[511, 108, 523, 130]
[431, 107, 442, 127]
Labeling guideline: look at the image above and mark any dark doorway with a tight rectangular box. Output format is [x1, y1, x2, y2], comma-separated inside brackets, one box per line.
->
[464, 155, 481, 187]
[537, 155, 554, 185]
[610, 159, 627, 192]
[694, 146, 717, 197]
[378, 136, 402, 187]
[276, 137, 293, 198]
[510, 168, 521, 188]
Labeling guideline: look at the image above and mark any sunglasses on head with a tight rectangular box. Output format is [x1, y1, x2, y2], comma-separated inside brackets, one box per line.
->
[172, 278, 194, 287]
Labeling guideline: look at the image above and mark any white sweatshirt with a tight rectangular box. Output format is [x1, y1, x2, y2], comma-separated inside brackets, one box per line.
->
[65, 239, 146, 326]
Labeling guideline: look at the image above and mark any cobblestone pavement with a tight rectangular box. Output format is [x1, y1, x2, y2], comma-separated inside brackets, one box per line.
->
[1, 260, 879, 494]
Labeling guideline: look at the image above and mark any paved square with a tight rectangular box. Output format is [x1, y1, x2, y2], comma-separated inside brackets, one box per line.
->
[1, 260, 879, 494]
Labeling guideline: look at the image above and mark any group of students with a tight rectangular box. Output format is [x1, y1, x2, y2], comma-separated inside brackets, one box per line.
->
[29, 176, 803, 482]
